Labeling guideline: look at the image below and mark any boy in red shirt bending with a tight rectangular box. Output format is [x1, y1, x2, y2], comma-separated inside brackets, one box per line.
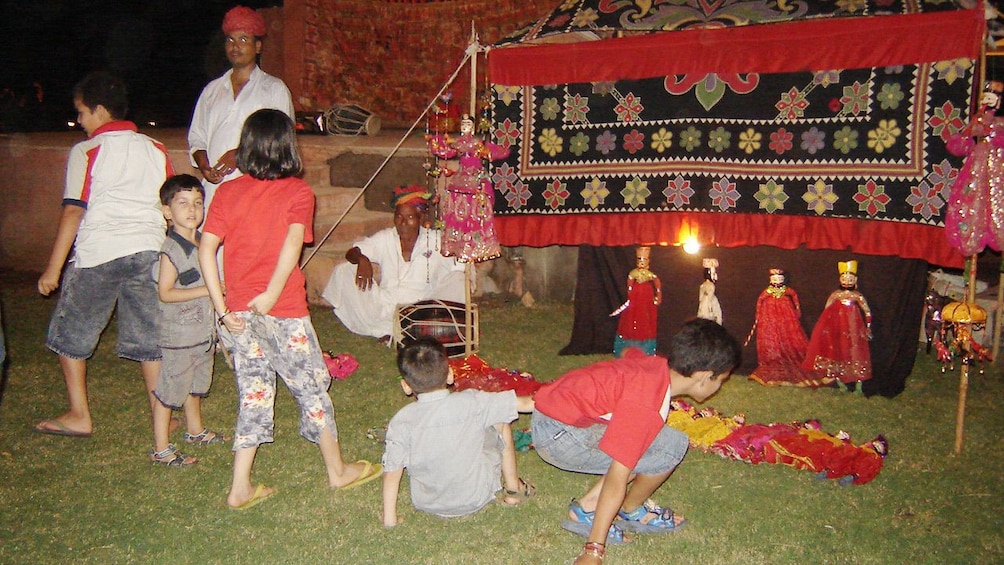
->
[532, 318, 741, 564]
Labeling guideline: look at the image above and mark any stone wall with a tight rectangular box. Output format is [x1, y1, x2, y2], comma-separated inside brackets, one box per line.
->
[0, 130, 199, 273]
[0, 127, 419, 281]
[0, 129, 578, 304]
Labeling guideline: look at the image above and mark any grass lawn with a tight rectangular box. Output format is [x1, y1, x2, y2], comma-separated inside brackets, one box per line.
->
[1, 269, 1002, 564]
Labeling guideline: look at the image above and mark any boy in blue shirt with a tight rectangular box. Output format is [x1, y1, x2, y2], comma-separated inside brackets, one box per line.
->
[381, 338, 536, 526]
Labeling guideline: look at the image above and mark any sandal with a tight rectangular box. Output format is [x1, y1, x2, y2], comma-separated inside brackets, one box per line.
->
[502, 477, 537, 506]
[560, 499, 629, 544]
[150, 444, 198, 467]
[616, 499, 686, 534]
[184, 428, 230, 446]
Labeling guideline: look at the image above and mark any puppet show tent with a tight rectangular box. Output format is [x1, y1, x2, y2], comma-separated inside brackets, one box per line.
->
[484, 0, 985, 397]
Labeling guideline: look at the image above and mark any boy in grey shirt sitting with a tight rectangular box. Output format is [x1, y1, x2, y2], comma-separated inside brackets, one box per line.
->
[381, 338, 535, 526]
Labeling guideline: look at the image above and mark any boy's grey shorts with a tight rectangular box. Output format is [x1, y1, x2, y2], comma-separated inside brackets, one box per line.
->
[154, 343, 214, 409]
[46, 251, 162, 362]
[531, 411, 688, 476]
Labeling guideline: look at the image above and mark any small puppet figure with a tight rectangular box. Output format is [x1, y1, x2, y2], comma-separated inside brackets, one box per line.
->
[697, 258, 723, 324]
[747, 268, 818, 386]
[802, 260, 873, 391]
[935, 301, 993, 374]
[945, 80, 1004, 255]
[610, 245, 662, 357]
[427, 114, 510, 263]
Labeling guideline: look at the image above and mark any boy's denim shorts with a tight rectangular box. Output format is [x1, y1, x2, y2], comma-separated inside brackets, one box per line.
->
[531, 410, 688, 476]
[46, 251, 162, 362]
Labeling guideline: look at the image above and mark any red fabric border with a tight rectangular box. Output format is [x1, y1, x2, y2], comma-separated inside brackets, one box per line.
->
[495, 213, 963, 268]
[488, 10, 985, 85]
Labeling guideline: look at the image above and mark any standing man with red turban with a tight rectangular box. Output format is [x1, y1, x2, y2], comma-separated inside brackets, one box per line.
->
[188, 5, 294, 212]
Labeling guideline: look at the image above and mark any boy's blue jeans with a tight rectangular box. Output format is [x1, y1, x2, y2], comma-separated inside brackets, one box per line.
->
[531, 411, 688, 476]
[46, 251, 161, 361]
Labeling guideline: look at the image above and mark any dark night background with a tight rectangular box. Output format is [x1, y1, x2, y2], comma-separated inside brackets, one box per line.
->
[4, 1, 1004, 134]
[0, 0, 282, 132]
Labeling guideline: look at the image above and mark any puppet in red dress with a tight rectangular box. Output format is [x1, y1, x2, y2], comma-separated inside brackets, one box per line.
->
[747, 269, 819, 386]
[427, 115, 510, 262]
[611, 246, 662, 357]
[802, 261, 873, 391]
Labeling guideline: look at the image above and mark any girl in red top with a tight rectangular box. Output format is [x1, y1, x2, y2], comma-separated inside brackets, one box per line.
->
[200, 109, 380, 510]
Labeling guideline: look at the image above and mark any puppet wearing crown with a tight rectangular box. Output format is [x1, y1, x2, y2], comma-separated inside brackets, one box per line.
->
[610, 245, 662, 356]
[802, 261, 873, 392]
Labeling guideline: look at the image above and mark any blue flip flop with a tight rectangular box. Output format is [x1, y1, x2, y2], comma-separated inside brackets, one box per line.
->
[559, 499, 629, 544]
[616, 500, 686, 534]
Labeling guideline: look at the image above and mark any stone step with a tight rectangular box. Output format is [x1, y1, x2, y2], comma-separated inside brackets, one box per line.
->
[302, 163, 330, 188]
[314, 209, 389, 240]
[312, 205, 389, 254]
[313, 184, 370, 215]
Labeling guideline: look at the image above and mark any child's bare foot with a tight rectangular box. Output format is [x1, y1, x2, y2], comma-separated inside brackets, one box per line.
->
[228, 484, 276, 510]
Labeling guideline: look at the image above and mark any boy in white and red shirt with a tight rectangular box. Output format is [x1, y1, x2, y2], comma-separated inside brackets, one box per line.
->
[532, 318, 741, 564]
[35, 71, 173, 440]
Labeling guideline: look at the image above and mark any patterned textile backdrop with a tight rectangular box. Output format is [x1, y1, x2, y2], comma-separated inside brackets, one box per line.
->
[485, 0, 983, 266]
[490, 62, 973, 223]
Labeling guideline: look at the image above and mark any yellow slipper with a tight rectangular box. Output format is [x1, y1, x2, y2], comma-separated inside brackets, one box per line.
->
[339, 460, 382, 491]
[232, 485, 276, 511]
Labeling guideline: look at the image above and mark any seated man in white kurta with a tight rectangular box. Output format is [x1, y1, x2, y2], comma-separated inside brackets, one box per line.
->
[322, 186, 465, 339]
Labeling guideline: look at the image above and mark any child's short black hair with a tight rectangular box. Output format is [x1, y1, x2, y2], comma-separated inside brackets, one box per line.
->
[397, 338, 450, 394]
[666, 318, 741, 378]
[159, 174, 205, 205]
[72, 71, 128, 120]
[236, 108, 302, 180]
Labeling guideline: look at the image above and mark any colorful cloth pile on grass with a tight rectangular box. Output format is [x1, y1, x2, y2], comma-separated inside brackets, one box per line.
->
[667, 400, 887, 485]
[449, 354, 543, 397]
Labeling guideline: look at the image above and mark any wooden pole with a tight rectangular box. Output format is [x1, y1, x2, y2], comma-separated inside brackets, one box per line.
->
[465, 261, 473, 356]
[954, 363, 970, 455]
[955, 253, 979, 454]
[994, 265, 1003, 362]
[464, 23, 479, 357]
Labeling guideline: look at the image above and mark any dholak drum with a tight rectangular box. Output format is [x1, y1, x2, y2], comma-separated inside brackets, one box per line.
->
[394, 300, 478, 358]
[325, 104, 381, 136]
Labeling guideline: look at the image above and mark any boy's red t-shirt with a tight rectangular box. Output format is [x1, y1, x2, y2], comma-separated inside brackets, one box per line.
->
[203, 175, 314, 318]
[534, 348, 672, 469]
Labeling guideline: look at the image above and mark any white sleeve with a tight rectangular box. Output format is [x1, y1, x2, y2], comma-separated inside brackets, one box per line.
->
[187, 87, 211, 164]
[63, 143, 88, 203]
[277, 82, 294, 119]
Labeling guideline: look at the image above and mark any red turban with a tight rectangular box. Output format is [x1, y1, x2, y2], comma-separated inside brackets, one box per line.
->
[222, 6, 267, 37]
